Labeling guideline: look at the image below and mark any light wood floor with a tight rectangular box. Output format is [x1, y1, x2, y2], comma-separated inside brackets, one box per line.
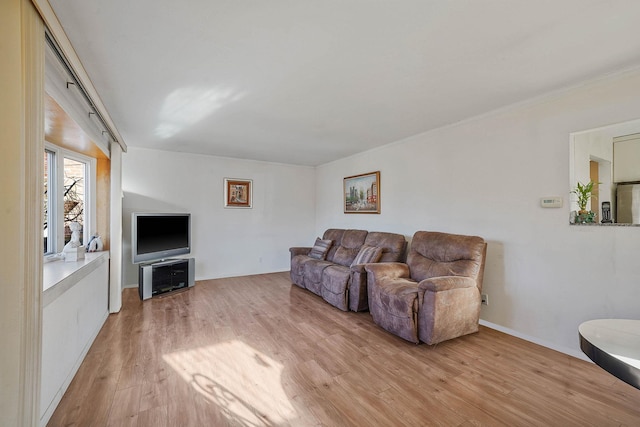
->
[48, 272, 640, 426]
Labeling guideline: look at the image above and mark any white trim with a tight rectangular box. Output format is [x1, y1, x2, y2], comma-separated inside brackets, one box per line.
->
[480, 319, 590, 362]
[43, 149, 56, 255]
[109, 143, 123, 313]
[20, 1, 45, 425]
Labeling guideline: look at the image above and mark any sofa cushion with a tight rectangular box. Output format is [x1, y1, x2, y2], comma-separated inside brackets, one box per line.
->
[351, 245, 383, 267]
[290, 255, 313, 287]
[309, 238, 333, 260]
[305, 259, 333, 282]
[372, 279, 419, 319]
[322, 265, 351, 294]
[332, 246, 360, 266]
[322, 229, 346, 262]
[304, 259, 333, 292]
[321, 265, 351, 311]
[370, 278, 419, 343]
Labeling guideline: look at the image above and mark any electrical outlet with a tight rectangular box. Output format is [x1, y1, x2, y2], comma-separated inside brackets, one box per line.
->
[481, 294, 489, 306]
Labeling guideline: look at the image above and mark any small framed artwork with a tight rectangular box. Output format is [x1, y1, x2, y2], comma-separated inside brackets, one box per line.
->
[224, 178, 253, 208]
[344, 171, 380, 214]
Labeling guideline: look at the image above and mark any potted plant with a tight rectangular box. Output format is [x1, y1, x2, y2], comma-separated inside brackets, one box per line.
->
[572, 181, 597, 223]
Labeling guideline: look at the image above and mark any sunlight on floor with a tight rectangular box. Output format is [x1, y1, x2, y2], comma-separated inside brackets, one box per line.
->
[163, 340, 297, 426]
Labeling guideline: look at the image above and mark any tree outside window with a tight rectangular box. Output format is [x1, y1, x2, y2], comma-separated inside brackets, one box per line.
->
[63, 158, 85, 245]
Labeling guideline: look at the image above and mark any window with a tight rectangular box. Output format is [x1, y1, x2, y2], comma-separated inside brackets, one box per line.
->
[43, 143, 95, 255]
[63, 157, 86, 245]
[43, 150, 55, 254]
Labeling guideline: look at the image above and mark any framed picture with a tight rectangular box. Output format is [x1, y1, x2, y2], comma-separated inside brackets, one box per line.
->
[224, 178, 253, 208]
[344, 171, 380, 214]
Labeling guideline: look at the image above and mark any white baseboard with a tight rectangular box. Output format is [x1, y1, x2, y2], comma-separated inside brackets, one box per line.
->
[479, 319, 590, 362]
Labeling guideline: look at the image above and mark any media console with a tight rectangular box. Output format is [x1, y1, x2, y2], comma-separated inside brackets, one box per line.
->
[138, 258, 195, 300]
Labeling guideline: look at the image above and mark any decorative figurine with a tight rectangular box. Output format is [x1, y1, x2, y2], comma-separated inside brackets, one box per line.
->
[63, 222, 85, 261]
[87, 234, 103, 252]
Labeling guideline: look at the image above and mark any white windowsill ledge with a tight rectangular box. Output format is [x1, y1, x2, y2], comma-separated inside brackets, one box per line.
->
[43, 251, 110, 307]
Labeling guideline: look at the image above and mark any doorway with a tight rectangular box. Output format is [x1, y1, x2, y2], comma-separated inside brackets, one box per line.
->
[590, 160, 599, 217]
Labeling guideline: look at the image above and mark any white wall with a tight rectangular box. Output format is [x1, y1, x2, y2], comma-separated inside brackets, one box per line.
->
[315, 69, 640, 357]
[122, 148, 316, 286]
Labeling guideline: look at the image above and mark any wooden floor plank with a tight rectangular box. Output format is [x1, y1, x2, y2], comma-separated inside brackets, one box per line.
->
[47, 272, 640, 426]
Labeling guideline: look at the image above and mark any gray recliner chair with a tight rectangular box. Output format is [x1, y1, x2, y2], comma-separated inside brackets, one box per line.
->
[365, 231, 487, 345]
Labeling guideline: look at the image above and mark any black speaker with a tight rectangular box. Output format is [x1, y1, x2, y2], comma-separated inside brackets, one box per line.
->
[601, 201, 612, 223]
[138, 258, 195, 300]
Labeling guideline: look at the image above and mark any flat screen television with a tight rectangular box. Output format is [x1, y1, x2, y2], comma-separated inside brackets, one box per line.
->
[132, 213, 191, 263]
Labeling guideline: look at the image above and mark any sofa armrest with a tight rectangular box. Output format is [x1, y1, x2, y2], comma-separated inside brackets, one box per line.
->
[364, 262, 410, 280]
[348, 264, 368, 312]
[417, 276, 476, 293]
[417, 276, 481, 345]
[350, 264, 367, 273]
[289, 247, 311, 259]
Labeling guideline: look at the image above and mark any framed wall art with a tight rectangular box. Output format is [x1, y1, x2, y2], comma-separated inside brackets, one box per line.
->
[224, 178, 253, 208]
[344, 171, 380, 214]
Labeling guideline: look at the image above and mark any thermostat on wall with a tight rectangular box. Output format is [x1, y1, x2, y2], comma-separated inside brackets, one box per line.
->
[540, 197, 563, 208]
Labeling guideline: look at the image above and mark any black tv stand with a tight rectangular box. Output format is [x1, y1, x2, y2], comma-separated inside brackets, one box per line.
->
[138, 258, 195, 300]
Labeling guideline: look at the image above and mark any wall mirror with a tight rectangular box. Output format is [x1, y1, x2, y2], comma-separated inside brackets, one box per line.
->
[570, 118, 640, 225]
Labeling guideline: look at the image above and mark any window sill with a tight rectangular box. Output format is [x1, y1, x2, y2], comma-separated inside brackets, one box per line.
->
[43, 251, 109, 307]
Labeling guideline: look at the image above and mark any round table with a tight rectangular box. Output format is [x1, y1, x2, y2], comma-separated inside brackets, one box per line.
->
[579, 319, 640, 390]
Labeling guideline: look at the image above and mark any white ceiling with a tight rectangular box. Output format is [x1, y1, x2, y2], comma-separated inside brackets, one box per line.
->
[49, 0, 640, 166]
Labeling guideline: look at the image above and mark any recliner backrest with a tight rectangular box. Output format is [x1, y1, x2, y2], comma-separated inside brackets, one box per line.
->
[322, 229, 345, 262]
[407, 231, 487, 289]
[322, 229, 368, 267]
[363, 231, 407, 262]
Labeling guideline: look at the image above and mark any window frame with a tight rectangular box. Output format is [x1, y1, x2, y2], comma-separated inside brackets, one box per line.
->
[44, 142, 96, 255]
[43, 149, 56, 255]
